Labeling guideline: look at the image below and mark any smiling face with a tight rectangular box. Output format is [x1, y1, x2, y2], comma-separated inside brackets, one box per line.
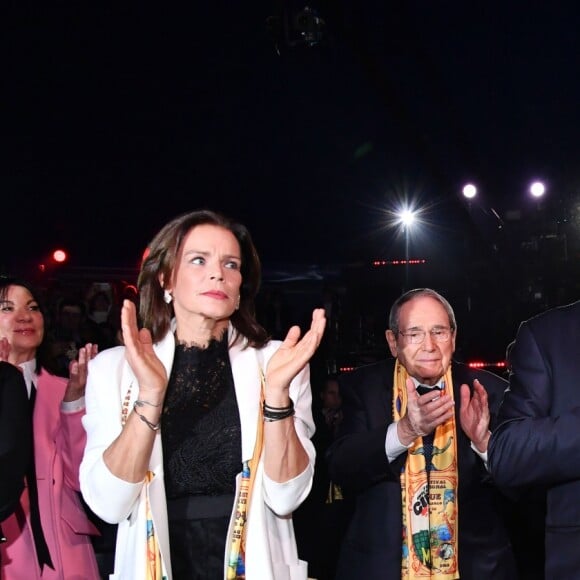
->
[166, 223, 243, 337]
[0, 284, 44, 365]
[386, 295, 456, 386]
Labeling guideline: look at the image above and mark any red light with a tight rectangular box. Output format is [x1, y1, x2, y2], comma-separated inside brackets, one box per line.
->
[338, 366, 356, 373]
[142, 247, 150, 263]
[467, 361, 507, 369]
[52, 249, 67, 263]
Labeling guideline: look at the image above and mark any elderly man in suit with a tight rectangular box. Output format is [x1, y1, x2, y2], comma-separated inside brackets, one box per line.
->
[327, 288, 525, 580]
[489, 299, 580, 578]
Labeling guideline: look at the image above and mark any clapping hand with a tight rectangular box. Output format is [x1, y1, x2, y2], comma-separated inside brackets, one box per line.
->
[64, 343, 99, 402]
[459, 379, 491, 453]
[120, 299, 167, 402]
[265, 308, 326, 397]
[400, 378, 454, 442]
[0, 337, 10, 362]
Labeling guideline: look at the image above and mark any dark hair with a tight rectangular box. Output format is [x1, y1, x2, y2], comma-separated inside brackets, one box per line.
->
[137, 209, 270, 347]
[0, 276, 54, 374]
[388, 288, 457, 334]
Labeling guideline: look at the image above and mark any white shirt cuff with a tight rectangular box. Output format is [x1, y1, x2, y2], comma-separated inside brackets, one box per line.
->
[61, 396, 86, 413]
[385, 421, 413, 463]
[471, 441, 489, 469]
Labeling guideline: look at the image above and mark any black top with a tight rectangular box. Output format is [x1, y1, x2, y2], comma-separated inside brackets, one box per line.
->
[162, 333, 242, 499]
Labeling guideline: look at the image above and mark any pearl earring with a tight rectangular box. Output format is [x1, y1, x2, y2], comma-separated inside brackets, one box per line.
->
[164, 290, 172, 304]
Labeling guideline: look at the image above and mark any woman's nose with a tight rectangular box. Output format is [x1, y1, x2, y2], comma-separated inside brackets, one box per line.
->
[16, 308, 33, 321]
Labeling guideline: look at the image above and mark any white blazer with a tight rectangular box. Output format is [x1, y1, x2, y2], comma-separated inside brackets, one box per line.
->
[79, 323, 316, 580]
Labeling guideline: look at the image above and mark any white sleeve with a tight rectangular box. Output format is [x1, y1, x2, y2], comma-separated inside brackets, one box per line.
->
[385, 421, 413, 463]
[79, 347, 145, 524]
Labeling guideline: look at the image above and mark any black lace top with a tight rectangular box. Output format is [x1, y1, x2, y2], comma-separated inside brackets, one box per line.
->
[162, 332, 242, 499]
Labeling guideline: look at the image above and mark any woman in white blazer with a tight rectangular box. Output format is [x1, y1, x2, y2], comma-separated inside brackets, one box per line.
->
[80, 209, 326, 580]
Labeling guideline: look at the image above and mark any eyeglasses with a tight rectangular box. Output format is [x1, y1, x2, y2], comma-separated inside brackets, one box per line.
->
[398, 328, 452, 344]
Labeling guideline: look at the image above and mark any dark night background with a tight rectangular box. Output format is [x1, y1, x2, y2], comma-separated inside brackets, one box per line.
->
[3, 1, 580, 367]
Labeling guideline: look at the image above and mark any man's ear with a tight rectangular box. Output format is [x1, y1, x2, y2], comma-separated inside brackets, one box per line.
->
[386, 329, 398, 358]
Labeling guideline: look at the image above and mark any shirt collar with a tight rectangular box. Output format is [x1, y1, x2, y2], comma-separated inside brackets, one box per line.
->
[18, 359, 38, 398]
[411, 377, 444, 390]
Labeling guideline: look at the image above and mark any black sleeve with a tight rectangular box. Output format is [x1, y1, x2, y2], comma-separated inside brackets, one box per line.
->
[327, 367, 396, 494]
[0, 362, 32, 522]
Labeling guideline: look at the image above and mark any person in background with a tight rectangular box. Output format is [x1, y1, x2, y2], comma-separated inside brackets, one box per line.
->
[85, 285, 120, 351]
[318, 374, 343, 439]
[327, 288, 526, 579]
[0, 343, 31, 551]
[294, 373, 352, 580]
[80, 209, 326, 580]
[488, 301, 579, 578]
[49, 298, 102, 378]
[0, 277, 100, 580]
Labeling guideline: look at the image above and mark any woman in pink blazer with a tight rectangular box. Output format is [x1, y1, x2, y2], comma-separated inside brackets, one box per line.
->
[0, 277, 99, 580]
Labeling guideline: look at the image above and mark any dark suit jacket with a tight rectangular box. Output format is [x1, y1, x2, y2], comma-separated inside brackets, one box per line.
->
[0, 362, 31, 522]
[489, 300, 580, 579]
[327, 359, 520, 580]
[294, 402, 354, 580]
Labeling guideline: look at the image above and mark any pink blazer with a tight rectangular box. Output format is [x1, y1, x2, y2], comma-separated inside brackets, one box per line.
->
[0, 369, 99, 580]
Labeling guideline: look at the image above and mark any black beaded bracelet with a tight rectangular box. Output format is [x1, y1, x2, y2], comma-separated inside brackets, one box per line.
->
[263, 401, 294, 410]
[263, 399, 295, 422]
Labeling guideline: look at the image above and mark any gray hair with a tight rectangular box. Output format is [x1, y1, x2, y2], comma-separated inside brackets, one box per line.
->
[388, 288, 457, 334]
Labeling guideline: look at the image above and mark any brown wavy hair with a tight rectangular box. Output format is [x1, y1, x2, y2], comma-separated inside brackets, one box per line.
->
[137, 209, 270, 348]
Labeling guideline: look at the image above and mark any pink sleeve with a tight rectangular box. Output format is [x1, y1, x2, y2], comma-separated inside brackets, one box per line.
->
[58, 408, 87, 491]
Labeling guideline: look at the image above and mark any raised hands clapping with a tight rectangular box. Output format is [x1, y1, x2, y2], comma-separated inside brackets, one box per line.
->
[265, 308, 326, 396]
[63, 343, 99, 402]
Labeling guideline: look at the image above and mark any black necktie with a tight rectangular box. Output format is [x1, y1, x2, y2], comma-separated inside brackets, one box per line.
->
[422, 432, 434, 472]
[418, 385, 440, 473]
[28, 385, 53, 571]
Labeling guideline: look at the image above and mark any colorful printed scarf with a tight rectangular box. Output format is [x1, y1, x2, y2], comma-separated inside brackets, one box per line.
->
[393, 361, 459, 579]
[145, 470, 164, 580]
[226, 368, 265, 579]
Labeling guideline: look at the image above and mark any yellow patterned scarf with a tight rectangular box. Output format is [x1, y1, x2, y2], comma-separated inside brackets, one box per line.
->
[145, 471, 163, 580]
[226, 367, 265, 579]
[393, 361, 459, 579]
